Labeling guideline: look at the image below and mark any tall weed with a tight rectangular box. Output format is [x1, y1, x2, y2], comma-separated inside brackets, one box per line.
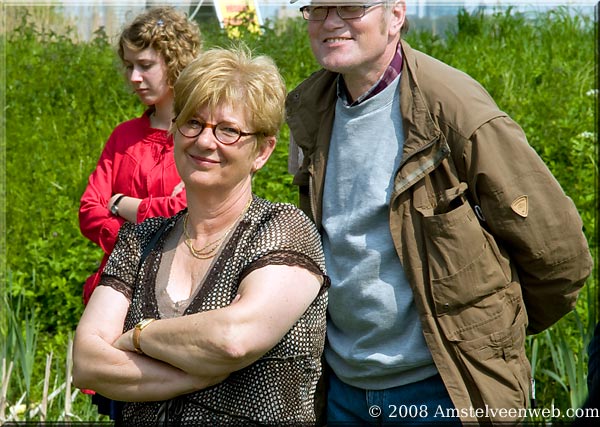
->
[6, 20, 140, 340]
[1, 289, 106, 422]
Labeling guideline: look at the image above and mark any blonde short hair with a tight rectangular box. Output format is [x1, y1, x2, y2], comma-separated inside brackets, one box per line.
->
[118, 7, 202, 87]
[173, 45, 287, 146]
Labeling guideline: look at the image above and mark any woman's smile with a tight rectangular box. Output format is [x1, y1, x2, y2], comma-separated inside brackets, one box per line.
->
[191, 154, 219, 164]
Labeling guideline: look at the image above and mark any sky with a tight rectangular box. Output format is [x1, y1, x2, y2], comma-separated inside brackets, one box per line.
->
[2, 0, 597, 39]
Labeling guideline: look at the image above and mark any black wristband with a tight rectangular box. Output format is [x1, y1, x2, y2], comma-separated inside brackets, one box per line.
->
[110, 194, 126, 216]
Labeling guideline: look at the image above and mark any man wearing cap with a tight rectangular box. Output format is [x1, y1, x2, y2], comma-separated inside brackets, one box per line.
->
[286, 1, 592, 424]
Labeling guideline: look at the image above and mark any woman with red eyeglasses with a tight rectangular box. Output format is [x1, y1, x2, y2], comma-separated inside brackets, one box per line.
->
[73, 46, 329, 426]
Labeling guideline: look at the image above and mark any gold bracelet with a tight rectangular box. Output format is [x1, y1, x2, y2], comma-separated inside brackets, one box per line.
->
[132, 318, 156, 354]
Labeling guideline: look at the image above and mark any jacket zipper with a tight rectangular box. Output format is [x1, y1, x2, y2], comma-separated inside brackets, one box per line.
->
[393, 136, 448, 196]
[399, 136, 442, 170]
[308, 172, 318, 225]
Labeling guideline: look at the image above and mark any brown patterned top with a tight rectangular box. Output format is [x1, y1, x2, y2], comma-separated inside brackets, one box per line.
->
[100, 195, 329, 425]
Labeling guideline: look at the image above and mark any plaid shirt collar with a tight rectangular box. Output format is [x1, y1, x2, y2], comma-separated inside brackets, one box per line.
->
[338, 41, 403, 107]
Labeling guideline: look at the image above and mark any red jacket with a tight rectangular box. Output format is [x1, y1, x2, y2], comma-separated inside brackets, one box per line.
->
[79, 110, 186, 303]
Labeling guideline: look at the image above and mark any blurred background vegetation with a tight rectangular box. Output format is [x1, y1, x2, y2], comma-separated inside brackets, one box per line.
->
[1, 3, 597, 422]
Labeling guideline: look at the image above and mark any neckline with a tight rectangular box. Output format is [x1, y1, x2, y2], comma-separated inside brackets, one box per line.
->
[155, 204, 252, 317]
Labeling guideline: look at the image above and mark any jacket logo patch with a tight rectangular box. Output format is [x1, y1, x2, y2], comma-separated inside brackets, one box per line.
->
[511, 195, 528, 218]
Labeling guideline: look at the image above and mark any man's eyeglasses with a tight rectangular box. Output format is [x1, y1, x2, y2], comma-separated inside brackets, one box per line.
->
[173, 118, 259, 145]
[300, 2, 384, 21]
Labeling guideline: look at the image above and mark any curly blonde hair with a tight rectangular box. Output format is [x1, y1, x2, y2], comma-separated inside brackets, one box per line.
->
[172, 45, 287, 149]
[118, 7, 202, 87]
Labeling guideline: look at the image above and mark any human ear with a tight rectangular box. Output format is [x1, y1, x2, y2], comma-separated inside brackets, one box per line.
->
[390, 0, 407, 36]
[252, 136, 276, 173]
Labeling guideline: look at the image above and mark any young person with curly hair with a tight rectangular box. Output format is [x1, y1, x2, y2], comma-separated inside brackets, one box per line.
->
[78, 7, 201, 420]
[79, 7, 201, 305]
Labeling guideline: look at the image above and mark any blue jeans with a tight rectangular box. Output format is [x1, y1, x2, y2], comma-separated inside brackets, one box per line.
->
[327, 370, 460, 426]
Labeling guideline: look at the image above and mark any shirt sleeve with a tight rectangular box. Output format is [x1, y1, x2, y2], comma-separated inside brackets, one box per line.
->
[242, 204, 329, 290]
[136, 187, 187, 223]
[99, 217, 169, 303]
[466, 116, 592, 333]
[79, 129, 125, 253]
[98, 221, 141, 300]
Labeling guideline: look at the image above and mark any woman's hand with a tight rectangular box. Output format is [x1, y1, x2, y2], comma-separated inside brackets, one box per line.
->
[114, 328, 135, 352]
[112, 321, 229, 392]
[171, 181, 185, 197]
[107, 193, 124, 212]
[127, 266, 322, 378]
[73, 286, 229, 401]
[106, 194, 142, 223]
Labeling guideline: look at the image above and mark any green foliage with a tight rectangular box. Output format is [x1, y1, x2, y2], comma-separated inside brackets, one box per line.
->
[1, 289, 107, 422]
[540, 316, 588, 410]
[5, 21, 141, 340]
[3, 6, 597, 421]
[528, 285, 599, 418]
[417, 7, 597, 244]
[2, 288, 38, 415]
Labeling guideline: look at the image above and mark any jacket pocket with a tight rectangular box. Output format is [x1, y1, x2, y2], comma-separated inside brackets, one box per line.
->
[415, 182, 511, 315]
[414, 181, 531, 417]
[444, 293, 531, 418]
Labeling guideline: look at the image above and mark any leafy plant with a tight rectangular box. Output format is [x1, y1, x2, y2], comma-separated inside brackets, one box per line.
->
[1, 288, 106, 423]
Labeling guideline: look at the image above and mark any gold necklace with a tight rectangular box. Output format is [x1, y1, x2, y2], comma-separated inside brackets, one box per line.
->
[183, 198, 252, 260]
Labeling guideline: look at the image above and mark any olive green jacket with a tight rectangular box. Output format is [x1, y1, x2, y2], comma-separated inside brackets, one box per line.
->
[286, 40, 592, 423]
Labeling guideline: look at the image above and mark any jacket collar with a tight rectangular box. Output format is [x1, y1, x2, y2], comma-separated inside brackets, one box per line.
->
[286, 69, 337, 154]
[286, 40, 441, 156]
[398, 40, 441, 153]
[285, 40, 446, 226]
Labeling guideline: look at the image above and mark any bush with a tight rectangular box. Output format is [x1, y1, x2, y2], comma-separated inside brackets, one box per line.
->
[5, 23, 141, 341]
